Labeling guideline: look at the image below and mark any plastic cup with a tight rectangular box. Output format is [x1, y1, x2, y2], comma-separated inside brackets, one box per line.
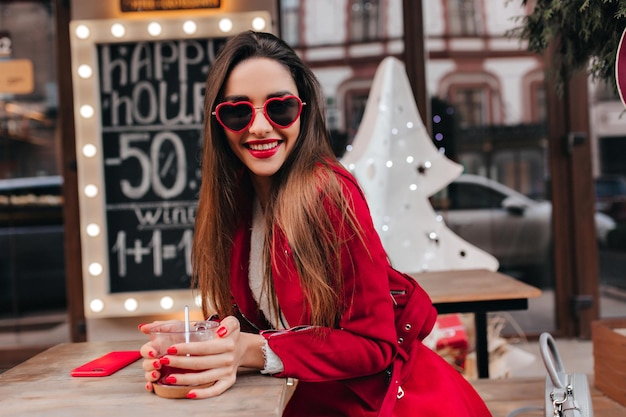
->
[149, 320, 219, 399]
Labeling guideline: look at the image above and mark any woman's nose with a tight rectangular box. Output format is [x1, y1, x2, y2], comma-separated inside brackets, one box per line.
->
[248, 109, 273, 135]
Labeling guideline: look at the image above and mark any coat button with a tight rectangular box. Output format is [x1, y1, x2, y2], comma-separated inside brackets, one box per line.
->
[397, 337, 404, 344]
[404, 323, 411, 331]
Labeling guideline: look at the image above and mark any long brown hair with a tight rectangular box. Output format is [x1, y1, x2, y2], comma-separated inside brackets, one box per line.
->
[192, 31, 364, 328]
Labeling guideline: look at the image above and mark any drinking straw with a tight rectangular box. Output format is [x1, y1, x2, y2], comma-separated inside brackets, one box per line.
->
[184, 305, 190, 344]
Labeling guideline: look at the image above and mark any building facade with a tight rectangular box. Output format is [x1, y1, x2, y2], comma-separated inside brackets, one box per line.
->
[283, 0, 626, 190]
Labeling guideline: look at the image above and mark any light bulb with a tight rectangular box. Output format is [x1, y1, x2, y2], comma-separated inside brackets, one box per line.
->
[90, 299, 104, 312]
[160, 296, 174, 310]
[86, 223, 100, 237]
[111, 23, 126, 38]
[183, 20, 197, 34]
[219, 18, 233, 32]
[77, 65, 93, 79]
[124, 298, 139, 312]
[75, 25, 90, 39]
[252, 17, 266, 31]
[88, 262, 103, 276]
[80, 105, 94, 118]
[84, 184, 98, 198]
[82, 144, 97, 157]
[147, 22, 162, 36]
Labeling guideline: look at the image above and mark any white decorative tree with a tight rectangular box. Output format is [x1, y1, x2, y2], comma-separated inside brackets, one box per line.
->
[341, 57, 499, 273]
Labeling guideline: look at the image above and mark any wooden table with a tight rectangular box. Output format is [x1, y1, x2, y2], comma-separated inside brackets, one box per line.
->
[0, 340, 288, 417]
[472, 376, 626, 417]
[410, 269, 542, 379]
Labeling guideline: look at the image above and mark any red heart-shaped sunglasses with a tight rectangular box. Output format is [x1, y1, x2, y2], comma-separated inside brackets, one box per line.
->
[212, 95, 306, 133]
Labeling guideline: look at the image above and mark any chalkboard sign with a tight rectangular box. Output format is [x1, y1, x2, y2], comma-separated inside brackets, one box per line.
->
[97, 37, 227, 293]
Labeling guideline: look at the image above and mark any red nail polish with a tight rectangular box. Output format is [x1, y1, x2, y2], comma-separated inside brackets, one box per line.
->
[138, 323, 146, 330]
[153, 360, 160, 369]
[186, 392, 197, 399]
[148, 350, 155, 358]
[151, 371, 158, 379]
[159, 357, 170, 365]
[146, 383, 152, 391]
[165, 375, 177, 384]
[167, 346, 177, 355]
[217, 326, 227, 338]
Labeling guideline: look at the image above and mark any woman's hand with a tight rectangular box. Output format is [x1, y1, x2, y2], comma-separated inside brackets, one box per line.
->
[138, 316, 265, 399]
[138, 319, 179, 394]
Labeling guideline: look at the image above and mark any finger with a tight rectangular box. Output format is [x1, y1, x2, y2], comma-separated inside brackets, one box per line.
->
[137, 321, 165, 335]
[139, 320, 181, 335]
[145, 380, 154, 392]
[216, 316, 241, 338]
[140, 342, 158, 359]
[157, 349, 235, 374]
[171, 336, 236, 359]
[187, 376, 236, 399]
[167, 359, 237, 386]
[144, 370, 160, 382]
[142, 357, 162, 372]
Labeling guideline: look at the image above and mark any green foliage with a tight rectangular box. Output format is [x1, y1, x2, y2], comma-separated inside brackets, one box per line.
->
[508, 0, 626, 92]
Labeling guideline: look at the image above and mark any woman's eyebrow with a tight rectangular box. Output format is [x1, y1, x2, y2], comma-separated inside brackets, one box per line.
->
[222, 94, 249, 102]
[267, 90, 295, 99]
[222, 91, 296, 102]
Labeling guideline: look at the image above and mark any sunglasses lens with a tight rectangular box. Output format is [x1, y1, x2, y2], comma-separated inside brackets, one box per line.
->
[266, 97, 301, 127]
[217, 103, 253, 131]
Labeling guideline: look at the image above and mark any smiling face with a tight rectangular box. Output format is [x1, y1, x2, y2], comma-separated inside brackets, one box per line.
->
[220, 57, 301, 195]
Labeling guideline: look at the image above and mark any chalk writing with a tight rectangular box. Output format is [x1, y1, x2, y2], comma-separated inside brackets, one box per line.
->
[97, 37, 226, 292]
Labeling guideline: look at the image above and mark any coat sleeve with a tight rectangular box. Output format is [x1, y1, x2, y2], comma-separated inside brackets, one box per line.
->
[261, 167, 399, 382]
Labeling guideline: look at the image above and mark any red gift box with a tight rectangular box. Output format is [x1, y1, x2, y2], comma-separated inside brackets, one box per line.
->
[433, 314, 469, 371]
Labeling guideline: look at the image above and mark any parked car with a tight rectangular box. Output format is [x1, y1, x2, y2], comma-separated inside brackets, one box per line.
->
[595, 175, 626, 223]
[430, 174, 616, 286]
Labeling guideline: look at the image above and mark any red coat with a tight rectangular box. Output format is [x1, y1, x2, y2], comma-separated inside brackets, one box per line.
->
[229, 166, 491, 417]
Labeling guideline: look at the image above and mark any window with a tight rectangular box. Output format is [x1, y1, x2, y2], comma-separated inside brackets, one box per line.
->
[0, 1, 59, 180]
[452, 87, 487, 127]
[531, 82, 547, 123]
[280, 0, 300, 46]
[448, 182, 505, 210]
[345, 90, 369, 140]
[447, 0, 481, 36]
[350, 0, 380, 42]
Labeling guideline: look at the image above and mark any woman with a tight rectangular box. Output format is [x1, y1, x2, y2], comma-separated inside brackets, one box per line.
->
[139, 31, 491, 417]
